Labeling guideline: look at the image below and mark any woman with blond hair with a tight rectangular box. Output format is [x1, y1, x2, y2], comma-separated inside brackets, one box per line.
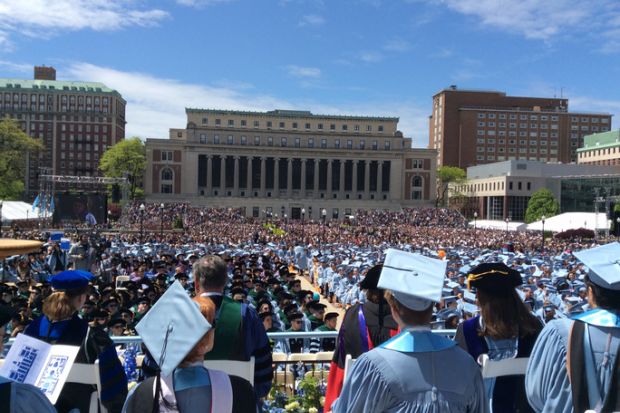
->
[24, 270, 128, 413]
[123, 292, 256, 413]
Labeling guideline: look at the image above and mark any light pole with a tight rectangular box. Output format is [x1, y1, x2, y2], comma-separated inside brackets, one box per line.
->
[505, 217, 510, 233]
[301, 208, 305, 239]
[284, 214, 288, 231]
[321, 208, 327, 243]
[616, 217, 620, 241]
[107, 209, 112, 227]
[159, 203, 165, 238]
[139, 203, 145, 243]
[0, 200, 3, 238]
[473, 211, 478, 230]
[541, 215, 546, 250]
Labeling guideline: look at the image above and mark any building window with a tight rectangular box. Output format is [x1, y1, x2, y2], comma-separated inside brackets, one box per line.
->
[321, 138, 327, 148]
[372, 140, 378, 150]
[214, 135, 220, 144]
[292, 122, 298, 129]
[254, 136, 260, 146]
[240, 120, 246, 127]
[412, 159, 423, 169]
[411, 175, 423, 200]
[267, 136, 273, 146]
[308, 138, 314, 148]
[384, 141, 391, 150]
[202, 117, 208, 125]
[254, 120, 259, 128]
[240, 136, 247, 145]
[347, 140, 352, 149]
[330, 124, 336, 131]
[378, 125, 384, 132]
[281, 137, 287, 147]
[294, 137, 301, 148]
[161, 151, 173, 161]
[200, 134, 207, 144]
[228, 119, 234, 126]
[267, 121, 272, 128]
[342, 124, 348, 131]
[215, 119, 221, 126]
[279, 121, 285, 128]
[227, 135, 234, 144]
[161, 168, 174, 193]
[334, 139, 340, 149]
[359, 140, 365, 149]
[318, 123, 323, 130]
[305, 123, 311, 129]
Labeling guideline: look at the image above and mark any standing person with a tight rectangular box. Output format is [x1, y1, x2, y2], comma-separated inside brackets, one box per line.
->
[123, 283, 256, 413]
[69, 234, 94, 271]
[193, 255, 273, 400]
[332, 249, 487, 413]
[454, 262, 542, 413]
[324, 264, 399, 412]
[526, 242, 620, 413]
[23, 270, 127, 413]
[0, 305, 57, 413]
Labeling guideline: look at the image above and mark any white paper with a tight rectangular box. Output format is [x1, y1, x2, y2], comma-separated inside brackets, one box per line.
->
[0, 333, 80, 404]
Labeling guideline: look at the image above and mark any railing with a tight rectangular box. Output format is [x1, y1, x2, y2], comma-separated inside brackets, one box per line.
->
[4, 329, 457, 349]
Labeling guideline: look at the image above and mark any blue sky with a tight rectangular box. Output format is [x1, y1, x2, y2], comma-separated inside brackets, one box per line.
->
[1, 0, 620, 147]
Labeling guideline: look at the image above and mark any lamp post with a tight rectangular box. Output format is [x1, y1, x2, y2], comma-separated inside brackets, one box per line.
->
[139, 203, 145, 243]
[541, 215, 546, 250]
[107, 209, 112, 227]
[616, 217, 620, 241]
[505, 217, 510, 233]
[321, 208, 327, 243]
[301, 208, 305, 239]
[159, 203, 165, 238]
[473, 211, 478, 230]
[0, 200, 3, 238]
[284, 214, 288, 231]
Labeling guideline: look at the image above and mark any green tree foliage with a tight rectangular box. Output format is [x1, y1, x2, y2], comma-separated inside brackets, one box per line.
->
[99, 137, 146, 200]
[436, 166, 466, 207]
[525, 188, 560, 223]
[0, 118, 44, 199]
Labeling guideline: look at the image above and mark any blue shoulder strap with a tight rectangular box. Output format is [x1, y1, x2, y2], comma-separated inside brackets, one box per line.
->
[380, 329, 456, 353]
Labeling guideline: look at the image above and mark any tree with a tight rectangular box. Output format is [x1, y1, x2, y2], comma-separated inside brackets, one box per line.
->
[436, 166, 466, 207]
[0, 118, 44, 200]
[99, 137, 146, 200]
[524, 188, 560, 223]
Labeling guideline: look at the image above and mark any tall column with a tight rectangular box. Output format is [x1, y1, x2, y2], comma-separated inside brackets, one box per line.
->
[274, 158, 280, 197]
[233, 156, 240, 195]
[364, 160, 370, 198]
[300, 159, 307, 198]
[339, 160, 345, 199]
[260, 157, 266, 196]
[326, 159, 333, 198]
[287, 158, 293, 198]
[246, 156, 253, 192]
[206, 155, 212, 194]
[314, 159, 320, 198]
[352, 160, 358, 196]
[377, 160, 383, 194]
[220, 155, 226, 191]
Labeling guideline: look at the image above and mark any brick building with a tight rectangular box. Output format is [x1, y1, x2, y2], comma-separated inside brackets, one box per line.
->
[0, 66, 126, 196]
[429, 86, 612, 169]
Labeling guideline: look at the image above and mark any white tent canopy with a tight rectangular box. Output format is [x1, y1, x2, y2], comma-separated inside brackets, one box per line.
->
[526, 212, 609, 232]
[0, 200, 48, 223]
[468, 219, 527, 232]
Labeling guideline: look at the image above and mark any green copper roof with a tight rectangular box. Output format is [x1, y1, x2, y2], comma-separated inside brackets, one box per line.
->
[0, 78, 122, 97]
[185, 108, 399, 122]
[577, 130, 620, 152]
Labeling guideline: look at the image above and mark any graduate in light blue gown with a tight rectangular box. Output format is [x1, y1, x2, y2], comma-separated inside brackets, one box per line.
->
[333, 249, 487, 413]
[526, 242, 620, 413]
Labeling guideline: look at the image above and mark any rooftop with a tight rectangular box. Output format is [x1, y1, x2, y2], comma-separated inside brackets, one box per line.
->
[0, 78, 122, 97]
[185, 108, 399, 122]
[577, 129, 620, 152]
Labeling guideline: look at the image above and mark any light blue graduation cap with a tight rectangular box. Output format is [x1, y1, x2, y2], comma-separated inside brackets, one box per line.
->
[573, 242, 620, 291]
[462, 302, 479, 315]
[135, 281, 212, 377]
[378, 248, 447, 311]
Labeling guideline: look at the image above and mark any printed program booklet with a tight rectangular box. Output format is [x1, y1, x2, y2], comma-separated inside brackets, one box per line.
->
[0, 333, 80, 404]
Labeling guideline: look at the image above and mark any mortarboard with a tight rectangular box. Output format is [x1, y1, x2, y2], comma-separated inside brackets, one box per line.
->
[467, 262, 521, 293]
[573, 242, 620, 291]
[136, 281, 212, 377]
[378, 248, 447, 311]
[51, 270, 93, 291]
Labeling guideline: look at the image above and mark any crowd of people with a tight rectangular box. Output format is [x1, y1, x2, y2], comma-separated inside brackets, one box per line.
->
[1, 204, 619, 412]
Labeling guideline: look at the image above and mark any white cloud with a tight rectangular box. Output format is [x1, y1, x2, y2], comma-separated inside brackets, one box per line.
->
[430, 0, 620, 51]
[0, 60, 33, 74]
[64, 63, 428, 142]
[359, 51, 383, 63]
[0, 0, 168, 45]
[286, 65, 321, 78]
[383, 38, 411, 52]
[298, 14, 325, 26]
[569, 95, 620, 129]
[175, 0, 236, 8]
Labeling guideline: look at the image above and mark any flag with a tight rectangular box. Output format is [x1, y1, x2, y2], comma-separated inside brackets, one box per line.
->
[31, 194, 40, 211]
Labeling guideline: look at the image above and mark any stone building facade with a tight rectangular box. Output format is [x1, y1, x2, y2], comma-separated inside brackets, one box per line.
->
[577, 130, 620, 166]
[145, 109, 437, 220]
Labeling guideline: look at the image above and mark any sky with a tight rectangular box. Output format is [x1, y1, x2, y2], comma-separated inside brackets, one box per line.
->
[1, 0, 620, 147]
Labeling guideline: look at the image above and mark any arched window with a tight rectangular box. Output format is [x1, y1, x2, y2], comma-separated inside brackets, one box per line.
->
[160, 168, 174, 193]
[411, 175, 423, 200]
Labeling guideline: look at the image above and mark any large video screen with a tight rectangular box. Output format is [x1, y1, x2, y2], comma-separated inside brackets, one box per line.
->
[53, 194, 107, 225]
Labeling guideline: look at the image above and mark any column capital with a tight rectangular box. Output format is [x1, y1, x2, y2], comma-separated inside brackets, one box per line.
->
[233, 155, 240, 160]
[301, 158, 307, 163]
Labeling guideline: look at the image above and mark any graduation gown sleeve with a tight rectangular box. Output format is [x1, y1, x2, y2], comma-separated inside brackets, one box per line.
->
[10, 382, 57, 413]
[525, 319, 572, 413]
